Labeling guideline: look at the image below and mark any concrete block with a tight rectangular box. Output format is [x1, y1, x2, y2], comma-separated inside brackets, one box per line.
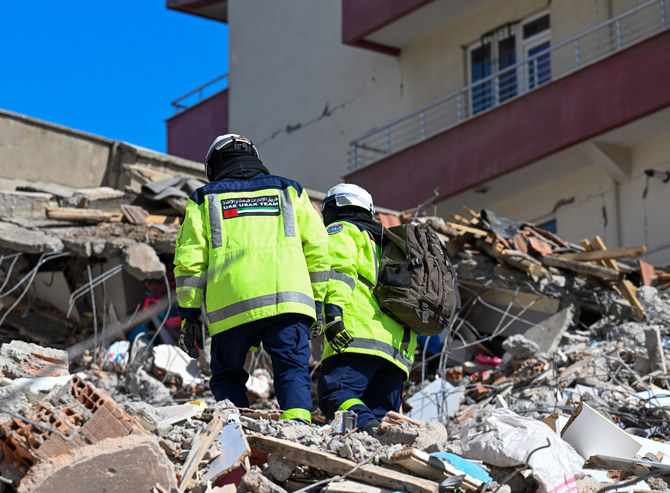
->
[17, 434, 176, 493]
[239, 465, 288, 493]
[0, 221, 64, 254]
[0, 191, 57, 220]
[0, 340, 69, 378]
[124, 242, 165, 281]
[522, 304, 576, 355]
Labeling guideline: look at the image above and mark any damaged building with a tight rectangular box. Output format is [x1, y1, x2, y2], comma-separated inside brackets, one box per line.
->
[1, 0, 670, 491]
[0, 106, 670, 492]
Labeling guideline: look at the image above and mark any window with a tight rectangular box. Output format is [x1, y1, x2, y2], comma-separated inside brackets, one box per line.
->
[467, 12, 550, 115]
[538, 219, 557, 234]
[522, 13, 551, 89]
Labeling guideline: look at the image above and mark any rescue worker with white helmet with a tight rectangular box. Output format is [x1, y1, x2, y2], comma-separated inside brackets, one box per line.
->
[316, 183, 417, 435]
[174, 133, 330, 422]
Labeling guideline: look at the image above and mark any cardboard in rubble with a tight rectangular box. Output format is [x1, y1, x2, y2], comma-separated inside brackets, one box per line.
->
[560, 402, 642, 461]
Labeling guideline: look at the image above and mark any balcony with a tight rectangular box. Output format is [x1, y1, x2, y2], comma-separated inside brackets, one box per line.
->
[346, 0, 670, 210]
[166, 74, 228, 162]
[342, 0, 493, 55]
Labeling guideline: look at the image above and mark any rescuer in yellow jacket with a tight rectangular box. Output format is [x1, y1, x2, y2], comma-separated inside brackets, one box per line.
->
[316, 183, 417, 435]
[174, 134, 329, 423]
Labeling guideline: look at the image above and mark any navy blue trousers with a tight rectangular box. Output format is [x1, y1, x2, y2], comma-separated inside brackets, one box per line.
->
[210, 314, 312, 413]
[317, 353, 404, 428]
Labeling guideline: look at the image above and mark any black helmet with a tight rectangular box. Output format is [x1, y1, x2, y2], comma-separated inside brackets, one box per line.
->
[205, 133, 259, 182]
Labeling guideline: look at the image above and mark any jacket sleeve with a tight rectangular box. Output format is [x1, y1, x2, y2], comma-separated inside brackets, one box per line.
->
[173, 197, 209, 319]
[324, 224, 359, 314]
[295, 189, 330, 303]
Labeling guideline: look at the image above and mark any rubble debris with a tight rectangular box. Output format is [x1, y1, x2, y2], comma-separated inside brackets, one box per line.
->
[202, 420, 251, 484]
[461, 407, 584, 493]
[0, 172, 669, 493]
[0, 341, 68, 378]
[560, 401, 643, 461]
[152, 344, 203, 390]
[0, 374, 176, 492]
[247, 434, 440, 493]
[123, 242, 166, 281]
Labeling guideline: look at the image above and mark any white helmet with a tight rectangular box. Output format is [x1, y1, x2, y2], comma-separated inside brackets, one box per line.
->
[205, 133, 259, 181]
[322, 183, 375, 213]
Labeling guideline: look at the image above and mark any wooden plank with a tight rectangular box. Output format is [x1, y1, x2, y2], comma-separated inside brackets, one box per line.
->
[46, 207, 123, 223]
[446, 222, 489, 237]
[591, 236, 645, 318]
[542, 255, 623, 281]
[557, 245, 646, 262]
[179, 414, 225, 492]
[476, 240, 551, 281]
[462, 206, 480, 221]
[247, 435, 439, 493]
[449, 214, 473, 226]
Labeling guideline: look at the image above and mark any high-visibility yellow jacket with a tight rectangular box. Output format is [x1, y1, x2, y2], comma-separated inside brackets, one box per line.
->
[323, 221, 416, 378]
[174, 174, 330, 336]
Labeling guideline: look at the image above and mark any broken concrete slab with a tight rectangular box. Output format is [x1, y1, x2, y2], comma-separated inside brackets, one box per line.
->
[644, 326, 666, 373]
[522, 304, 576, 355]
[123, 241, 165, 281]
[0, 221, 64, 253]
[0, 340, 69, 378]
[16, 434, 176, 493]
[502, 334, 540, 359]
[0, 191, 56, 221]
[239, 465, 288, 493]
[265, 452, 296, 483]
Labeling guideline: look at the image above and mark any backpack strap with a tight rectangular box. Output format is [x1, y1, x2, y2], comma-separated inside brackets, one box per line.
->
[339, 220, 380, 288]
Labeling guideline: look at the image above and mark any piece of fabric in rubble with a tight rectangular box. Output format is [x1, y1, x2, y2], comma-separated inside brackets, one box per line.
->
[479, 209, 524, 239]
[460, 408, 584, 493]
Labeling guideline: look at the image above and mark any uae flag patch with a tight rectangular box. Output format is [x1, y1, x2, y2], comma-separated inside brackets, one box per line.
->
[221, 195, 280, 219]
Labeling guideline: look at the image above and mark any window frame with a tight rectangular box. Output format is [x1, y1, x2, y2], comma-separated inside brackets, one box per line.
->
[466, 10, 551, 114]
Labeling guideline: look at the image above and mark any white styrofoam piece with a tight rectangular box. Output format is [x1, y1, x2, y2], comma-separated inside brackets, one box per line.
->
[560, 403, 642, 461]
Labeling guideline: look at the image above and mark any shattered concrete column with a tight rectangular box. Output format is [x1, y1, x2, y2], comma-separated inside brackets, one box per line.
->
[644, 325, 667, 374]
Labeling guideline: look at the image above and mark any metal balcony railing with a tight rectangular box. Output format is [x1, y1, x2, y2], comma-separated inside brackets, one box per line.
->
[349, 0, 668, 170]
[170, 73, 229, 114]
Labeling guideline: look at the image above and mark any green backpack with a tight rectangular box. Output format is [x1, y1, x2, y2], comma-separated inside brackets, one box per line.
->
[374, 222, 460, 336]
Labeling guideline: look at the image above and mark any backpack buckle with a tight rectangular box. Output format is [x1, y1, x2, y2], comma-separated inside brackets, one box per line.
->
[410, 257, 422, 268]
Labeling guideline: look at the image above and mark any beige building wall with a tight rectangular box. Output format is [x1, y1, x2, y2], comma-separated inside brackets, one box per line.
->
[227, 0, 403, 192]
[0, 110, 111, 188]
[0, 109, 203, 190]
[228, 0, 670, 264]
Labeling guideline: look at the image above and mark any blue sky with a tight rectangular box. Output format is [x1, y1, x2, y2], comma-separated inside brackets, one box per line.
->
[0, 2, 228, 153]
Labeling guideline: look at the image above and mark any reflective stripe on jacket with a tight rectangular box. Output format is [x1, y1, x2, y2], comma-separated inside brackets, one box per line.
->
[174, 174, 330, 336]
[323, 221, 416, 378]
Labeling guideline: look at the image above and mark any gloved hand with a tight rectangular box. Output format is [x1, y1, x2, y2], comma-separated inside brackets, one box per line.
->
[324, 316, 353, 353]
[179, 318, 203, 359]
[310, 301, 325, 339]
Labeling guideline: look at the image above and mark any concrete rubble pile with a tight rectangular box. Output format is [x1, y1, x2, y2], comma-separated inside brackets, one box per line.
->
[0, 172, 669, 492]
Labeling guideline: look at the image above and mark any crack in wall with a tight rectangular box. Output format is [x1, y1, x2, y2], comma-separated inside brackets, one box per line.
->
[258, 100, 349, 146]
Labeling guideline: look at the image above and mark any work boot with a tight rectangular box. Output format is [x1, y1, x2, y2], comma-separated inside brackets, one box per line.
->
[362, 418, 381, 436]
